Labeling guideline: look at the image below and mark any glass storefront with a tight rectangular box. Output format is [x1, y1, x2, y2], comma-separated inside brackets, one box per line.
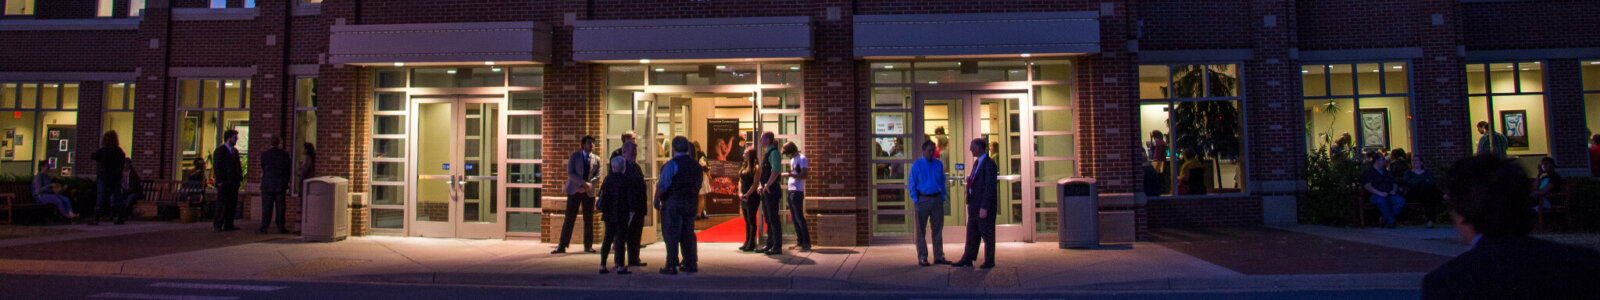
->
[174, 80, 250, 181]
[1301, 62, 1413, 157]
[1583, 60, 1599, 167]
[1466, 62, 1548, 160]
[1138, 64, 1246, 196]
[867, 59, 1076, 242]
[0, 83, 80, 177]
[368, 66, 543, 239]
[103, 83, 135, 160]
[292, 78, 316, 195]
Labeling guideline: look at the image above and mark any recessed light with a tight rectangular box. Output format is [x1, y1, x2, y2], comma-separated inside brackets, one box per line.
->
[1590, 62, 1600, 65]
[885, 65, 895, 69]
[393, 62, 405, 67]
[744, 58, 753, 61]
[1301, 70, 1309, 73]
[655, 68, 665, 72]
[928, 81, 938, 84]
[1372, 70, 1380, 73]
[1521, 68, 1529, 71]
[484, 61, 495, 66]
[1020, 53, 1031, 58]
[640, 59, 651, 64]
[716, 65, 727, 69]
[1392, 66, 1403, 69]
[790, 66, 800, 70]
[492, 67, 502, 72]
[447, 70, 457, 74]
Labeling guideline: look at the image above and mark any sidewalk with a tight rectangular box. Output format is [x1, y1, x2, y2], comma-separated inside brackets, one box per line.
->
[0, 221, 1466, 293]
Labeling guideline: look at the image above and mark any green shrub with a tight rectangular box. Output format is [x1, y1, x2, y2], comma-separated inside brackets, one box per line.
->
[1302, 145, 1362, 226]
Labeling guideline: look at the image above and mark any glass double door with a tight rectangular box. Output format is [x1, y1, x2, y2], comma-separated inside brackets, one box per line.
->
[919, 91, 1032, 242]
[411, 96, 503, 238]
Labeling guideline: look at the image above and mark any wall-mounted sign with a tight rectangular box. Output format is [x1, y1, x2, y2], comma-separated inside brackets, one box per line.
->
[875, 114, 904, 135]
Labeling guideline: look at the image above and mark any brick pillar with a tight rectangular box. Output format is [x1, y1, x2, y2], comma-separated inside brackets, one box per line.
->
[316, 0, 371, 235]
[1546, 58, 1592, 176]
[540, 4, 604, 242]
[805, 1, 866, 245]
[76, 81, 107, 179]
[1081, 1, 1137, 195]
[1246, 0, 1298, 226]
[1412, 0, 1469, 170]
[245, 0, 292, 222]
[133, 2, 172, 183]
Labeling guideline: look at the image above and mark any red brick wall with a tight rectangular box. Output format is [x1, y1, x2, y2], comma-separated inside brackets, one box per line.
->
[1296, 0, 1427, 50]
[1546, 58, 1591, 173]
[1145, 195, 1261, 227]
[0, 30, 137, 72]
[74, 82, 107, 178]
[132, 7, 173, 187]
[1243, 0, 1300, 185]
[170, 20, 262, 67]
[1137, 0, 1253, 50]
[1411, 0, 1470, 172]
[1464, 0, 1600, 50]
[853, 0, 1097, 14]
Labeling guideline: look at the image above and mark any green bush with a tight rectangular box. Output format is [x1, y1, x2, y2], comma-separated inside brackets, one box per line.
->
[1570, 177, 1600, 231]
[1301, 145, 1362, 226]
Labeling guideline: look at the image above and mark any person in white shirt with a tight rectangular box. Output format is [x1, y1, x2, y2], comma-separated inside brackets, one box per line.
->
[783, 141, 811, 252]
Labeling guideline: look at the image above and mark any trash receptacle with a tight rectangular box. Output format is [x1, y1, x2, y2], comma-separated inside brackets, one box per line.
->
[1057, 177, 1098, 249]
[303, 177, 350, 242]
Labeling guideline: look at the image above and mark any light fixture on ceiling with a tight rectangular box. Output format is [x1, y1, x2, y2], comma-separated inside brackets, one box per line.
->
[744, 58, 753, 61]
[1301, 70, 1309, 73]
[884, 65, 895, 69]
[1372, 70, 1380, 73]
[1393, 65, 1403, 69]
[655, 68, 665, 72]
[1020, 53, 1031, 58]
[492, 67, 502, 72]
[790, 66, 800, 70]
[640, 59, 651, 64]
[716, 65, 727, 70]
[927, 81, 938, 84]
[447, 70, 457, 74]
[394, 62, 405, 67]
[485, 61, 496, 66]
[1590, 61, 1600, 65]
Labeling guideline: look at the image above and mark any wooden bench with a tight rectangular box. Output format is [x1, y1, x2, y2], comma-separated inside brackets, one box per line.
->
[0, 193, 58, 225]
[1536, 180, 1574, 232]
[142, 180, 206, 218]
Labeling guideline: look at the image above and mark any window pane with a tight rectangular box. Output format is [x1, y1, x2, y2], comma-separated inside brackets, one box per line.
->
[105, 83, 128, 110]
[509, 115, 542, 135]
[372, 138, 404, 158]
[1139, 102, 1173, 163]
[412, 67, 505, 88]
[873, 188, 907, 207]
[375, 68, 407, 88]
[372, 208, 404, 229]
[510, 92, 543, 111]
[0, 111, 35, 176]
[1138, 65, 1169, 99]
[871, 137, 907, 159]
[1489, 63, 1515, 94]
[1329, 64, 1354, 96]
[1034, 109, 1073, 132]
[871, 62, 910, 84]
[40, 84, 58, 109]
[1035, 160, 1076, 182]
[104, 112, 134, 152]
[1036, 185, 1058, 233]
[1585, 94, 1599, 139]
[202, 80, 221, 108]
[1172, 100, 1244, 194]
[510, 67, 544, 87]
[608, 65, 645, 86]
[762, 88, 801, 110]
[1302, 65, 1327, 97]
[1356, 63, 1382, 95]
[1384, 62, 1408, 94]
[1033, 135, 1075, 157]
[1032, 60, 1073, 81]
[509, 163, 542, 184]
[1466, 64, 1486, 94]
[1472, 94, 1548, 156]
[872, 87, 909, 108]
[2, 83, 15, 108]
[375, 93, 404, 111]
[913, 61, 1026, 83]
[223, 80, 247, 108]
[508, 212, 541, 233]
[1358, 97, 1412, 153]
[508, 187, 541, 209]
[1304, 98, 1355, 153]
[61, 84, 79, 109]
[648, 64, 756, 85]
[371, 162, 404, 182]
[1034, 84, 1071, 107]
[873, 163, 907, 183]
[371, 185, 404, 205]
[1583, 61, 1600, 91]
[508, 139, 542, 159]
[761, 63, 802, 85]
[295, 78, 316, 108]
[1208, 64, 1240, 97]
[1518, 62, 1543, 93]
[18, 84, 35, 109]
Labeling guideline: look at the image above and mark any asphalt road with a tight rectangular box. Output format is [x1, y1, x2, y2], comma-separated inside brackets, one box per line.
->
[0, 273, 1419, 300]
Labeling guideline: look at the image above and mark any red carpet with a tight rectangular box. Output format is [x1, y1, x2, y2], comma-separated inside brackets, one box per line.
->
[695, 215, 763, 243]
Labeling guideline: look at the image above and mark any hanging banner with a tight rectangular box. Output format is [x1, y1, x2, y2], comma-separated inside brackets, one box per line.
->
[705, 118, 744, 214]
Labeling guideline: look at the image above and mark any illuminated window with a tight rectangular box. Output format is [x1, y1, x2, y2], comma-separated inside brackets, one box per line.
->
[1139, 64, 1246, 196]
[103, 83, 135, 160]
[0, 83, 81, 177]
[1582, 60, 1599, 172]
[97, 0, 113, 17]
[1466, 62, 1547, 158]
[174, 80, 250, 180]
[1301, 62, 1413, 158]
[4, 0, 34, 15]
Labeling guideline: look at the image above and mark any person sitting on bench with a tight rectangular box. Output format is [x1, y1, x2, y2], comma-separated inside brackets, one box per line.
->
[32, 161, 78, 219]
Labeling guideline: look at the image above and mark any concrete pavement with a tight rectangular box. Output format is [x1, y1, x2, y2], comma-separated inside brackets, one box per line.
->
[0, 221, 1469, 293]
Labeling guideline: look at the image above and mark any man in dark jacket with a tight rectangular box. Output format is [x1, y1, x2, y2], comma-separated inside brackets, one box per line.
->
[655, 136, 702, 275]
[953, 138, 998, 269]
[1422, 155, 1600, 299]
[212, 130, 244, 232]
[259, 137, 293, 234]
[598, 142, 645, 275]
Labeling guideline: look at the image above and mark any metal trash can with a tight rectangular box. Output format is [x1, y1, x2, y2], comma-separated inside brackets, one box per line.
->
[303, 177, 350, 242]
[1057, 177, 1098, 249]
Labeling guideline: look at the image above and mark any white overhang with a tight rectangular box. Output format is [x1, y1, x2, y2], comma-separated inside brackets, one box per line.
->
[573, 16, 812, 62]
[854, 12, 1100, 58]
[328, 21, 552, 65]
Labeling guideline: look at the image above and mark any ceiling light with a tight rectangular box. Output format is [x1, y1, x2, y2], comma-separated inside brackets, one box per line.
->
[1392, 66, 1403, 69]
[716, 65, 727, 70]
[1301, 70, 1309, 73]
[1020, 53, 1032, 58]
[744, 58, 753, 61]
[393, 62, 404, 67]
[640, 59, 651, 64]
[224, 82, 234, 87]
[1522, 68, 1529, 71]
[655, 68, 665, 72]
[1590, 62, 1600, 65]
[485, 61, 495, 66]
[885, 65, 895, 69]
[447, 70, 457, 74]
[1372, 70, 1380, 73]
[928, 81, 938, 84]
[789, 66, 800, 70]
[492, 67, 502, 72]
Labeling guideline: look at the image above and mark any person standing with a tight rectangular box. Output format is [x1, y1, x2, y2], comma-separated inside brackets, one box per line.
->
[1476, 121, 1509, 159]
[32, 161, 77, 219]
[556, 136, 602, 254]
[1365, 152, 1406, 228]
[737, 147, 763, 252]
[119, 160, 142, 222]
[90, 131, 127, 225]
[1403, 157, 1444, 229]
[655, 136, 702, 274]
[295, 143, 316, 231]
[907, 140, 949, 266]
[213, 129, 244, 232]
[598, 142, 644, 275]
[259, 137, 292, 234]
[609, 132, 649, 267]
[1422, 155, 1600, 299]
[1532, 157, 1564, 211]
[954, 138, 999, 268]
[756, 132, 785, 255]
[782, 141, 812, 252]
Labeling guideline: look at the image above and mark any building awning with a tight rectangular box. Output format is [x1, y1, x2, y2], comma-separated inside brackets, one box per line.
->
[573, 16, 811, 62]
[854, 12, 1099, 58]
[328, 21, 552, 65]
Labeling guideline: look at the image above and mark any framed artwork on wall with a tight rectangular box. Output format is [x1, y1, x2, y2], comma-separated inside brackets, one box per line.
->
[1500, 110, 1529, 148]
[1359, 108, 1390, 151]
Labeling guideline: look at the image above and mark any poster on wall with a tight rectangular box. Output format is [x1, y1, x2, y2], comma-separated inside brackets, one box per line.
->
[44, 126, 75, 178]
[875, 114, 905, 135]
[1500, 110, 1529, 148]
[1359, 108, 1390, 151]
[704, 118, 744, 215]
[228, 121, 251, 153]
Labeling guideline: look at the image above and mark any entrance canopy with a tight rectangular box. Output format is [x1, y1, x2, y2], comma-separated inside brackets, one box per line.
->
[329, 21, 553, 66]
[854, 12, 1099, 58]
[573, 16, 812, 63]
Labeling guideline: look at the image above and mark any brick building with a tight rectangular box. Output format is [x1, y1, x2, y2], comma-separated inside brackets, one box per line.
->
[3, 0, 1597, 245]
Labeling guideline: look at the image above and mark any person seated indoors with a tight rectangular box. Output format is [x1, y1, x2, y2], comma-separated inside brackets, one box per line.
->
[32, 161, 78, 219]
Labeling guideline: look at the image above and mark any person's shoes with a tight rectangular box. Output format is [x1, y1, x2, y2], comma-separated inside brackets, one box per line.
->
[583, 248, 597, 253]
[257, 228, 269, 234]
[615, 266, 631, 275]
[659, 267, 678, 275]
[951, 261, 973, 267]
[278, 228, 290, 234]
[979, 262, 995, 269]
[599, 267, 610, 274]
[113, 219, 125, 225]
[738, 246, 753, 252]
[223, 226, 241, 231]
[934, 259, 953, 265]
[799, 245, 812, 252]
[680, 265, 698, 273]
[918, 260, 931, 267]
[629, 262, 648, 267]
[90, 220, 99, 226]
[763, 248, 782, 255]
[550, 248, 567, 254]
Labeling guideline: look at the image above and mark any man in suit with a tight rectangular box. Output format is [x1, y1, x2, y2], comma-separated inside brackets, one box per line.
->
[259, 137, 293, 234]
[556, 136, 603, 254]
[1422, 155, 1600, 299]
[953, 138, 997, 269]
[606, 131, 648, 266]
[598, 142, 645, 275]
[656, 136, 702, 274]
[212, 129, 244, 232]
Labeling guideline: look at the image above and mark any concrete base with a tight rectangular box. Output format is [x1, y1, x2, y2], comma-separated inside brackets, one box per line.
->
[1098, 210, 1135, 243]
[1262, 196, 1298, 226]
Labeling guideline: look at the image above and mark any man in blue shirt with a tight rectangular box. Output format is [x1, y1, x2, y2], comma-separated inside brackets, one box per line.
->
[906, 140, 950, 266]
[655, 136, 702, 274]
